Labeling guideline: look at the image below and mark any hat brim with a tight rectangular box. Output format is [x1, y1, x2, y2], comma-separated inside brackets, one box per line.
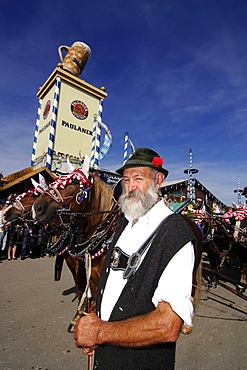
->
[116, 160, 169, 178]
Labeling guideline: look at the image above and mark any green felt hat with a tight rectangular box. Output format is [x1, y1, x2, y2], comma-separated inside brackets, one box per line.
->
[116, 147, 169, 178]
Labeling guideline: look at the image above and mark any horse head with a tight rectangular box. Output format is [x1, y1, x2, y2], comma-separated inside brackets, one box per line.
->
[32, 157, 89, 223]
[2, 175, 46, 225]
[32, 163, 92, 222]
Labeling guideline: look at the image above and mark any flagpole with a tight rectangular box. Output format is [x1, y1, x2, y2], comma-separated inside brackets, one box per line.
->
[123, 132, 129, 164]
[184, 148, 199, 203]
[46, 77, 61, 169]
[123, 132, 135, 165]
[233, 175, 243, 206]
[90, 99, 103, 168]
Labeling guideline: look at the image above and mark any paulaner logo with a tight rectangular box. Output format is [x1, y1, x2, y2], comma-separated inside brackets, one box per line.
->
[43, 100, 51, 120]
[71, 100, 89, 120]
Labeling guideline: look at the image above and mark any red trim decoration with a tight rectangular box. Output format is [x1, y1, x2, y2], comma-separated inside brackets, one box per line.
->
[50, 168, 91, 189]
[233, 207, 247, 221]
[152, 157, 164, 167]
[16, 188, 41, 200]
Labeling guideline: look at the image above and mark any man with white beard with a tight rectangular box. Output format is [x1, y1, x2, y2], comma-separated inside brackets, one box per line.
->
[74, 148, 197, 370]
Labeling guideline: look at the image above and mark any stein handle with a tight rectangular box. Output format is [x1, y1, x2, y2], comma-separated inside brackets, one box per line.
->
[58, 45, 69, 62]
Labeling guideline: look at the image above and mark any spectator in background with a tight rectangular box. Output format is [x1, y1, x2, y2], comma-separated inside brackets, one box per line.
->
[7, 225, 21, 260]
[21, 222, 30, 260]
[222, 207, 233, 224]
[0, 204, 4, 249]
[222, 207, 234, 231]
[29, 221, 43, 258]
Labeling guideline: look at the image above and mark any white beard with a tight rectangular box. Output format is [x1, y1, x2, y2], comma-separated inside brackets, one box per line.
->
[119, 181, 159, 221]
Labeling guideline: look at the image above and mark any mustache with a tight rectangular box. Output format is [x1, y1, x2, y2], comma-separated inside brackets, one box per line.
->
[125, 189, 142, 198]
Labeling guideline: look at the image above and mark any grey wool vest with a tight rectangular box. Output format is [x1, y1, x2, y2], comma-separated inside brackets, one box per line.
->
[94, 214, 196, 370]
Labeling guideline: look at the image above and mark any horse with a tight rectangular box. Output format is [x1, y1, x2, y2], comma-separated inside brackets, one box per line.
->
[181, 205, 234, 286]
[170, 204, 203, 333]
[179, 214, 203, 334]
[201, 215, 231, 276]
[198, 210, 246, 293]
[32, 163, 120, 332]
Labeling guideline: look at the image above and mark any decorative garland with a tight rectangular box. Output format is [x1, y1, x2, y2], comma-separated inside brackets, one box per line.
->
[50, 168, 91, 190]
[15, 188, 41, 201]
[232, 207, 247, 221]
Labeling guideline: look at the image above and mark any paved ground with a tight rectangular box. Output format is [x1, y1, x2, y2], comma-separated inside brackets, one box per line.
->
[0, 255, 246, 370]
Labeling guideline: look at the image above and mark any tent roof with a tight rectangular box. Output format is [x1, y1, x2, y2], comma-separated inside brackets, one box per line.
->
[0, 166, 55, 191]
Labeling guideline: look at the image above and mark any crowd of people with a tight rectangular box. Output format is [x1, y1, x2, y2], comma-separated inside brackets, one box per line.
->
[0, 207, 51, 261]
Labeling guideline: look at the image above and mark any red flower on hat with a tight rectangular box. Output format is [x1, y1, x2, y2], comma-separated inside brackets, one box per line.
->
[152, 157, 164, 167]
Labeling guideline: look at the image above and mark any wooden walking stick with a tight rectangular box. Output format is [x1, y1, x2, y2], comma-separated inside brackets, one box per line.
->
[85, 252, 94, 370]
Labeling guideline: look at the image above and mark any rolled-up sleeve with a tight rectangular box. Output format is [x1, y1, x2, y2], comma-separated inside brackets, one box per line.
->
[152, 242, 195, 326]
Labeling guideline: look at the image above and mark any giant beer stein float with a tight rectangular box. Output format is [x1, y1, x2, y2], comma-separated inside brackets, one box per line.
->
[31, 39, 108, 175]
[57, 41, 91, 77]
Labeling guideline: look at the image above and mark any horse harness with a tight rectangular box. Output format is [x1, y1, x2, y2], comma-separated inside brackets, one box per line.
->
[66, 204, 121, 258]
[43, 174, 122, 258]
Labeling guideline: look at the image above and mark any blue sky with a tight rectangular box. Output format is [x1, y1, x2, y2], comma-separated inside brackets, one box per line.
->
[0, 0, 247, 206]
